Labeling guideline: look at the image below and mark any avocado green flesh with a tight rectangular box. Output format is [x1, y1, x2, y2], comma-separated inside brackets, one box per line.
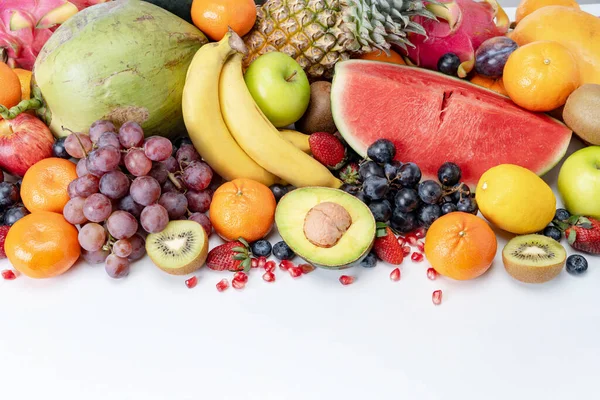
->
[275, 187, 376, 268]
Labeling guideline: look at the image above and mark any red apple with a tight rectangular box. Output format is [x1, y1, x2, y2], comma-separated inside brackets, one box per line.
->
[0, 114, 54, 177]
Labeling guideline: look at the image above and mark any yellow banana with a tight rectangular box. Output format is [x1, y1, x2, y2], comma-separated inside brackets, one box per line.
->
[279, 129, 311, 154]
[219, 54, 342, 189]
[182, 32, 278, 186]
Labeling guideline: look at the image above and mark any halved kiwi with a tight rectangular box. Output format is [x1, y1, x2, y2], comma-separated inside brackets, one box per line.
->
[146, 220, 208, 275]
[502, 234, 566, 283]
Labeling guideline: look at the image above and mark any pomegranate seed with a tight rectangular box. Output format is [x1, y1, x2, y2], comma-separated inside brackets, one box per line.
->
[288, 266, 303, 278]
[432, 290, 443, 305]
[414, 227, 426, 239]
[257, 256, 267, 268]
[262, 271, 276, 282]
[216, 278, 229, 292]
[411, 252, 424, 262]
[264, 260, 276, 273]
[339, 275, 355, 285]
[233, 271, 248, 283]
[427, 268, 437, 280]
[300, 264, 315, 274]
[232, 278, 246, 290]
[397, 236, 406, 247]
[185, 276, 198, 288]
[389, 268, 401, 281]
[251, 258, 259, 268]
[406, 234, 418, 246]
[402, 246, 411, 257]
[1, 270, 16, 280]
[279, 260, 294, 271]
[416, 241, 425, 252]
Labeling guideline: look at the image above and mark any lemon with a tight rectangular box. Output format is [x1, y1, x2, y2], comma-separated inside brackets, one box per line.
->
[475, 164, 556, 234]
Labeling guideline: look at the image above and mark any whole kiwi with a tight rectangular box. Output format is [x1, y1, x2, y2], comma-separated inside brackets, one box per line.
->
[563, 84, 600, 145]
[296, 81, 337, 134]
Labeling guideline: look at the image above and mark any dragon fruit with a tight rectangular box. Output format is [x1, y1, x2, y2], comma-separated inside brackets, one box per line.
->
[405, 0, 509, 78]
[0, 0, 108, 70]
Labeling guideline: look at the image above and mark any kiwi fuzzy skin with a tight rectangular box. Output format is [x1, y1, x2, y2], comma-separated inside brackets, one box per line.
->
[502, 253, 564, 284]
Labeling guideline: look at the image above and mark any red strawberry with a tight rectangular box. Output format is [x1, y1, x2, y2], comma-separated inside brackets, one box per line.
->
[206, 238, 251, 272]
[564, 216, 600, 254]
[373, 224, 404, 265]
[339, 162, 360, 184]
[309, 132, 347, 170]
[0, 226, 10, 259]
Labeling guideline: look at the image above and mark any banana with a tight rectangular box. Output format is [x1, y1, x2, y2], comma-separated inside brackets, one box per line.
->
[279, 129, 311, 155]
[182, 32, 278, 186]
[219, 54, 342, 189]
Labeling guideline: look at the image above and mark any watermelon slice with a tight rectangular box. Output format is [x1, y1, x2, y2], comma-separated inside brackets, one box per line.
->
[331, 61, 572, 188]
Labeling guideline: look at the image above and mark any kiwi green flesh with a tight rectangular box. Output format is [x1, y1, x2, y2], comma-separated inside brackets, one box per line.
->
[146, 220, 208, 275]
[502, 234, 566, 283]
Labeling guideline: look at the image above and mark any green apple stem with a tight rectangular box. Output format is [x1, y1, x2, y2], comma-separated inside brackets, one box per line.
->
[285, 70, 297, 82]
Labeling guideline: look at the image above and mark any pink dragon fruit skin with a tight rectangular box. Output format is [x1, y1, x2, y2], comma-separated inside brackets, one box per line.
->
[405, 0, 510, 78]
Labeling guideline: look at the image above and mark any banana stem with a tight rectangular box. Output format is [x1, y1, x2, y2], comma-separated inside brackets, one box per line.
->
[0, 98, 43, 120]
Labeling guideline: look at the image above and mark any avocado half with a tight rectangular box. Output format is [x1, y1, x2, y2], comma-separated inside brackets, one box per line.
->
[275, 187, 376, 270]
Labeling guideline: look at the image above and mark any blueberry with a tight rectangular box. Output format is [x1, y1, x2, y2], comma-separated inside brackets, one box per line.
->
[355, 190, 371, 204]
[543, 226, 562, 242]
[0, 182, 20, 210]
[269, 184, 288, 203]
[418, 204, 442, 228]
[384, 161, 402, 181]
[52, 138, 71, 159]
[566, 255, 588, 275]
[437, 162, 462, 187]
[449, 182, 471, 203]
[398, 162, 422, 188]
[390, 210, 419, 234]
[359, 161, 385, 180]
[457, 197, 478, 214]
[273, 241, 295, 261]
[441, 202, 457, 215]
[251, 240, 272, 257]
[362, 175, 389, 201]
[368, 199, 392, 222]
[360, 252, 378, 268]
[554, 208, 571, 222]
[3, 206, 29, 226]
[394, 188, 420, 213]
[437, 53, 461, 76]
[340, 183, 360, 196]
[367, 139, 396, 164]
[418, 180, 443, 205]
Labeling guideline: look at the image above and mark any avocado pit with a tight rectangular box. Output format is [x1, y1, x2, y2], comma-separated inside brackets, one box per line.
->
[303, 202, 352, 248]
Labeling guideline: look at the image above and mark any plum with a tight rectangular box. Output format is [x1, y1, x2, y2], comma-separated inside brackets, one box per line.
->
[475, 37, 518, 78]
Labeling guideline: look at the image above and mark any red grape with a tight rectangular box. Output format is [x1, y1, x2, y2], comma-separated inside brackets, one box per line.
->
[99, 170, 130, 200]
[127, 234, 146, 261]
[189, 212, 212, 237]
[176, 144, 200, 165]
[144, 136, 172, 162]
[82, 248, 110, 264]
[89, 120, 116, 143]
[160, 156, 179, 173]
[113, 239, 133, 258]
[64, 133, 93, 158]
[78, 223, 106, 251]
[124, 149, 152, 176]
[130, 176, 161, 206]
[83, 193, 112, 222]
[106, 210, 138, 239]
[119, 121, 144, 148]
[158, 192, 188, 219]
[73, 174, 100, 198]
[148, 162, 169, 184]
[182, 161, 212, 191]
[105, 254, 130, 278]
[63, 197, 88, 225]
[117, 195, 144, 219]
[186, 190, 212, 213]
[96, 132, 121, 149]
[76, 158, 89, 177]
[68, 180, 78, 199]
[140, 204, 169, 233]
[87, 146, 120, 172]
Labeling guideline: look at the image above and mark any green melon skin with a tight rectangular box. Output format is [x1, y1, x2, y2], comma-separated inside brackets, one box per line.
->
[144, 0, 193, 23]
[33, 0, 207, 138]
[275, 187, 376, 270]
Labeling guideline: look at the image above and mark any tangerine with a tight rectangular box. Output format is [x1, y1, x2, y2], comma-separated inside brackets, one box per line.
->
[0, 62, 22, 110]
[424, 212, 497, 280]
[21, 158, 78, 213]
[5, 211, 80, 278]
[209, 178, 276, 242]
[359, 49, 406, 65]
[191, 0, 257, 41]
[13, 68, 32, 100]
[515, 0, 580, 24]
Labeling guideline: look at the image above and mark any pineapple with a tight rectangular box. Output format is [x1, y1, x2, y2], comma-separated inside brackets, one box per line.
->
[244, 0, 438, 79]
[0, 0, 107, 70]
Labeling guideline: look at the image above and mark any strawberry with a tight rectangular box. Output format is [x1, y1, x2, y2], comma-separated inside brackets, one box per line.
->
[206, 238, 251, 272]
[308, 132, 347, 170]
[373, 224, 404, 265]
[563, 216, 600, 254]
[339, 162, 360, 184]
[0, 225, 10, 259]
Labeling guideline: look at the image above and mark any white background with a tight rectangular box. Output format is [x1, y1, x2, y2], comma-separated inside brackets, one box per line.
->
[1, 5, 599, 400]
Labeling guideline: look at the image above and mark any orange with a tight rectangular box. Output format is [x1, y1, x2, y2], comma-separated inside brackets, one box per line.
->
[5, 211, 80, 279]
[209, 178, 276, 242]
[191, 0, 257, 41]
[515, 0, 580, 24]
[13, 68, 32, 100]
[424, 212, 497, 280]
[21, 158, 78, 213]
[0, 62, 22, 109]
[470, 74, 508, 97]
[503, 41, 580, 112]
[359, 49, 406, 65]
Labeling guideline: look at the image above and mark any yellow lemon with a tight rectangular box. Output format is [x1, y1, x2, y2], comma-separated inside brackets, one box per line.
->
[475, 164, 555, 234]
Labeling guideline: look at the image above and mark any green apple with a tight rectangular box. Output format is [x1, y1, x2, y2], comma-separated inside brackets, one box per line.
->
[244, 52, 310, 128]
[558, 146, 600, 218]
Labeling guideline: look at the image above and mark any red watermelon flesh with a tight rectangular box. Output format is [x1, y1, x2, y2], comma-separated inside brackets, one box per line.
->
[331, 61, 572, 188]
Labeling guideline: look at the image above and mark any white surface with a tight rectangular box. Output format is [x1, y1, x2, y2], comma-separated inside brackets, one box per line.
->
[2, 5, 600, 400]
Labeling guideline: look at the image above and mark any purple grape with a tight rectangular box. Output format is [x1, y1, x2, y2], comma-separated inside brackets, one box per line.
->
[96, 131, 121, 149]
[63, 197, 88, 225]
[176, 144, 200, 166]
[148, 162, 169, 184]
[117, 195, 144, 219]
[89, 120, 116, 143]
[81, 248, 110, 264]
[64, 133, 93, 158]
[189, 212, 212, 237]
[158, 192, 188, 219]
[161, 156, 179, 173]
[83, 193, 112, 222]
[87, 146, 120, 172]
[113, 239, 133, 258]
[140, 204, 169, 233]
[182, 161, 213, 191]
[127, 234, 146, 261]
[68, 180, 78, 199]
[78, 223, 106, 251]
[76, 158, 89, 177]
[99, 170, 129, 200]
[144, 136, 172, 162]
[105, 254, 130, 279]
[475, 37, 518, 78]
[186, 190, 211, 213]
[124, 149, 152, 176]
[119, 121, 144, 148]
[73, 174, 100, 198]
[130, 176, 161, 206]
[106, 210, 138, 239]
[85, 160, 107, 178]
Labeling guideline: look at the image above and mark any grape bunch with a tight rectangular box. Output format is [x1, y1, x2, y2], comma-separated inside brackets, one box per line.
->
[62, 120, 217, 278]
[0, 173, 29, 228]
[339, 139, 477, 234]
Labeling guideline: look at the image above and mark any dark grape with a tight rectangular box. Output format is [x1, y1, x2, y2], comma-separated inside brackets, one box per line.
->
[269, 184, 288, 203]
[3, 206, 29, 226]
[99, 170, 130, 200]
[359, 161, 385, 180]
[140, 204, 169, 233]
[543, 226, 562, 242]
[418, 180, 443, 205]
[127, 234, 146, 261]
[182, 161, 213, 191]
[368, 200, 392, 222]
[161, 156, 179, 173]
[355, 190, 370, 204]
[118, 195, 144, 219]
[367, 139, 396, 164]
[130, 176, 161, 206]
[176, 144, 200, 165]
[186, 190, 211, 213]
[0, 182, 20, 209]
[362, 175, 388, 201]
[456, 197, 478, 214]
[390, 210, 418, 234]
[437, 53, 461, 76]
[340, 183, 360, 196]
[394, 188, 420, 213]
[398, 162, 421, 188]
[158, 192, 188, 219]
[449, 183, 471, 203]
[189, 212, 212, 237]
[360, 252, 377, 268]
[148, 162, 169, 185]
[441, 202, 457, 215]
[52, 138, 70, 159]
[437, 162, 462, 186]
[384, 161, 402, 181]
[418, 204, 442, 228]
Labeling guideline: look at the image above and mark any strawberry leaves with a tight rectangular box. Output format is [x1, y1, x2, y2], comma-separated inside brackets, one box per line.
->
[376, 222, 388, 238]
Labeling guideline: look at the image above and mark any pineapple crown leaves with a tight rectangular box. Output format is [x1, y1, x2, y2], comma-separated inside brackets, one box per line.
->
[232, 238, 252, 272]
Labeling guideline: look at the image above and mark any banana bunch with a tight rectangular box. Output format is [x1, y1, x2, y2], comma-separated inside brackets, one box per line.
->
[182, 32, 342, 189]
